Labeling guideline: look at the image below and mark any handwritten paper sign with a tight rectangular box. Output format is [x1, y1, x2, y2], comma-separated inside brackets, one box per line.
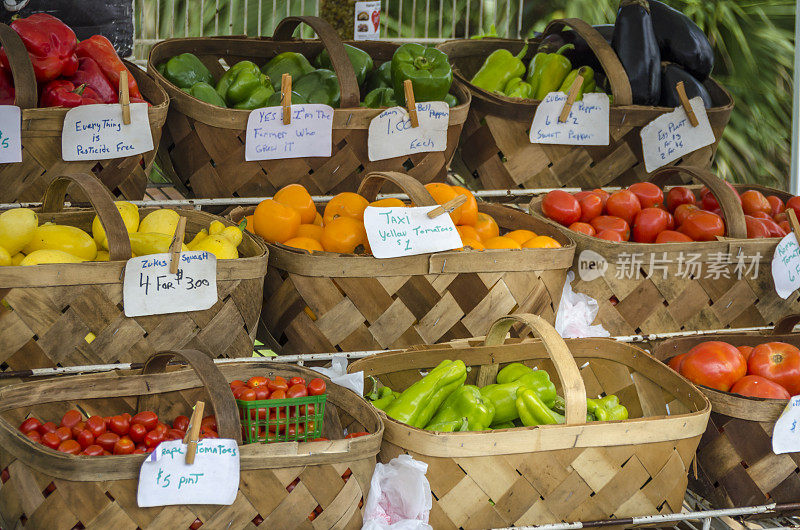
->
[772, 395, 800, 454]
[0, 105, 21, 163]
[640, 96, 715, 173]
[529, 92, 609, 146]
[368, 102, 449, 161]
[363, 206, 462, 258]
[137, 439, 239, 507]
[62, 103, 153, 161]
[245, 104, 333, 160]
[772, 232, 800, 299]
[123, 251, 218, 317]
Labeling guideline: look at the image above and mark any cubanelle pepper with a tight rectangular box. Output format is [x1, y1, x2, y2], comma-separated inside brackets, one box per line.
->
[261, 52, 314, 90]
[216, 60, 274, 110]
[481, 367, 557, 424]
[503, 77, 533, 99]
[516, 388, 564, 426]
[532, 44, 574, 100]
[587, 395, 628, 421]
[391, 43, 453, 106]
[558, 66, 596, 101]
[384, 360, 467, 429]
[316, 43, 374, 86]
[160, 53, 213, 90]
[424, 385, 495, 432]
[469, 42, 528, 94]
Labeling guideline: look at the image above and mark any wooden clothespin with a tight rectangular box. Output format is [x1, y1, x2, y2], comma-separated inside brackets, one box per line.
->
[427, 194, 467, 219]
[403, 79, 419, 128]
[119, 70, 131, 125]
[788, 208, 800, 239]
[281, 73, 292, 125]
[676, 81, 699, 127]
[558, 74, 584, 123]
[169, 216, 187, 274]
[183, 401, 205, 465]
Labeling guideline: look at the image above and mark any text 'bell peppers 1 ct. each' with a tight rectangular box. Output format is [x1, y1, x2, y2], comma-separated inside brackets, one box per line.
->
[391, 43, 453, 106]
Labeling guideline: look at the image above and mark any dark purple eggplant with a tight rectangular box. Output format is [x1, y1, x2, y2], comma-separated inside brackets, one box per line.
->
[537, 25, 614, 74]
[612, 0, 660, 105]
[649, 0, 713, 80]
[659, 62, 713, 108]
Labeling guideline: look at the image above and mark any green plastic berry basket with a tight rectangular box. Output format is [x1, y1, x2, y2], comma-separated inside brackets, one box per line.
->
[237, 394, 326, 443]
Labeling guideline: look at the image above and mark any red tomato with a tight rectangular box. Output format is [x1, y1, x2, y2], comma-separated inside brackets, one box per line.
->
[153, 423, 169, 435]
[60, 410, 82, 429]
[230, 379, 246, 389]
[700, 182, 741, 211]
[767, 195, 785, 216]
[775, 212, 789, 224]
[632, 208, 670, 243]
[38, 421, 57, 436]
[268, 376, 289, 393]
[190, 520, 203, 530]
[172, 415, 190, 432]
[42, 432, 61, 449]
[254, 386, 270, 400]
[165, 429, 184, 441]
[129, 423, 147, 443]
[590, 216, 630, 241]
[131, 411, 158, 431]
[666, 187, 695, 212]
[596, 230, 623, 242]
[54, 426, 72, 442]
[730, 375, 791, 399]
[655, 230, 692, 243]
[57, 440, 81, 454]
[344, 432, 370, 439]
[738, 345, 754, 360]
[679, 211, 725, 241]
[200, 428, 218, 439]
[679, 341, 747, 391]
[542, 190, 581, 226]
[289, 377, 306, 387]
[287, 384, 308, 399]
[592, 189, 610, 210]
[780, 220, 791, 234]
[741, 190, 771, 216]
[81, 444, 103, 456]
[76, 430, 94, 449]
[747, 342, 800, 395]
[629, 182, 663, 209]
[760, 218, 786, 238]
[201, 416, 217, 432]
[144, 429, 164, 449]
[750, 211, 772, 221]
[605, 190, 641, 226]
[85, 416, 106, 437]
[745, 216, 770, 239]
[248, 376, 268, 388]
[665, 212, 675, 230]
[287, 423, 305, 438]
[19, 417, 42, 434]
[578, 193, 603, 223]
[71, 422, 86, 439]
[25, 430, 42, 443]
[122, 413, 132, 423]
[307, 378, 326, 396]
[238, 388, 256, 401]
[232, 386, 249, 399]
[568, 222, 596, 236]
[785, 196, 800, 220]
[96, 432, 120, 452]
[673, 204, 699, 226]
[269, 389, 286, 400]
[108, 415, 130, 436]
[113, 437, 135, 455]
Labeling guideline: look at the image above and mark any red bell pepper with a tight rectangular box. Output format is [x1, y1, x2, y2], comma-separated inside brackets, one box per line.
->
[0, 14, 78, 82]
[0, 65, 14, 105]
[68, 57, 117, 104]
[76, 35, 141, 99]
[40, 80, 100, 108]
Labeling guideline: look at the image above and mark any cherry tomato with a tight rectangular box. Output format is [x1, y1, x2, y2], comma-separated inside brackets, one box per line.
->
[165, 429, 184, 441]
[738, 345, 754, 360]
[666, 187, 695, 212]
[590, 216, 630, 241]
[345, 432, 370, 439]
[42, 432, 61, 449]
[784, 196, 800, 221]
[268, 376, 289, 393]
[629, 182, 663, 209]
[745, 215, 770, 239]
[85, 416, 106, 437]
[577, 193, 603, 223]
[740, 190, 772, 216]
[767, 195, 785, 216]
[655, 230, 693, 243]
[131, 411, 158, 431]
[568, 222, 596, 236]
[730, 375, 790, 399]
[289, 377, 306, 387]
[605, 190, 641, 226]
[668, 352, 688, 373]
[239, 388, 256, 401]
[57, 440, 81, 454]
[60, 410, 82, 429]
[230, 380, 247, 389]
[81, 444, 103, 456]
[679, 211, 725, 241]
[269, 389, 286, 400]
[254, 386, 270, 400]
[307, 378, 326, 396]
[38, 421, 57, 436]
[96, 432, 120, 452]
[679, 341, 747, 392]
[287, 384, 308, 399]
[113, 437, 135, 455]
[144, 430, 164, 449]
[201, 416, 217, 432]
[248, 376, 268, 389]
[673, 204, 699, 226]
[542, 190, 581, 226]
[54, 426, 72, 442]
[19, 417, 42, 434]
[172, 415, 190, 432]
[108, 415, 130, 436]
[76, 430, 94, 449]
[129, 423, 147, 444]
[71, 422, 86, 439]
[26, 430, 42, 443]
[596, 230, 623, 242]
[632, 208, 670, 243]
[747, 342, 800, 395]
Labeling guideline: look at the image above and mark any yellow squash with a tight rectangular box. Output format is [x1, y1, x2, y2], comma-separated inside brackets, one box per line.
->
[191, 234, 238, 259]
[0, 245, 11, 266]
[129, 232, 188, 257]
[93, 201, 140, 250]
[138, 209, 180, 236]
[0, 208, 38, 254]
[23, 224, 97, 261]
[20, 249, 85, 265]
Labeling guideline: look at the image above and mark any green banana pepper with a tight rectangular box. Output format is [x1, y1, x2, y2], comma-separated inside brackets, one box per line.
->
[371, 388, 400, 411]
[496, 362, 533, 385]
[503, 77, 533, 99]
[444, 93, 458, 107]
[469, 42, 529, 94]
[362, 87, 398, 108]
[293, 69, 341, 107]
[480, 370, 557, 423]
[558, 66, 595, 101]
[181, 81, 226, 106]
[365, 61, 393, 92]
[587, 395, 628, 422]
[216, 60, 274, 109]
[533, 44, 574, 100]
[391, 43, 453, 105]
[425, 417, 469, 432]
[516, 388, 565, 426]
[425, 385, 495, 432]
[525, 52, 547, 93]
[261, 52, 315, 90]
[161, 53, 213, 89]
[265, 90, 308, 107]
[384, 360, 467, 428]
[491, 421, 515, 429]
[315, 44, 374, 86]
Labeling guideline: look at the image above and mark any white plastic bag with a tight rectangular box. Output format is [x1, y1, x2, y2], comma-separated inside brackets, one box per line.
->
[310, 355, 364, 396]
[362, 455, 432, 530]
[554, 271, 610, 338]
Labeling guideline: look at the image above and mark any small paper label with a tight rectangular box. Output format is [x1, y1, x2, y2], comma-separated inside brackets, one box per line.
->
[368, 102, 449, 161]
[137, 439, 239, 507]
[529, 92, 610, 146]
[354, 0, 380, 40]
[245, 104, 333, 161]
[0, 105, 22, 163]
[772, 232, 800, 299]
[61, 103, 153, 161]
[364, 206, 462, 258]
[640, 97, 715, 173]
[772, 395, 800, 454]
[123, 251, 218, 317]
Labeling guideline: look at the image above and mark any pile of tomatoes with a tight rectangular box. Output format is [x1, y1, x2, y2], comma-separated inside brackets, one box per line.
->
[668, 341, 800, 398]
[541, 182, 797, 243]
[230, 375, 326, 401]
[17, 410, 219, 456]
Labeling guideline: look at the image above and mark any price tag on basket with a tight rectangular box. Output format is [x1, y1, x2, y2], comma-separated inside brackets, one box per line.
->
[529, 92, 609, 146]
[772, 211, 800, 299]
[772, 395, 800, 454]
[367, 102, 449, 161]
[244, 104, 334, 160]
[61, 103, 153, 161]
[0, 105, 21, 163]
[364, 203, 462, 258]
[640, 96, 715, 173]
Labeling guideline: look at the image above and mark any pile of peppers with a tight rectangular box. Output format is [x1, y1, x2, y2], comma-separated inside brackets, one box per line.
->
[368, 361, 627, 432]
[0, 13, 144, 108]
[158, 41, 457, 110]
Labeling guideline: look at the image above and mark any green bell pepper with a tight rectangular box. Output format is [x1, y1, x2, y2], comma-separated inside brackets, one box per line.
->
[533, 44, 574, 100]
[480, 370, 557, 423]
[181, 81, 226, 106]
[391, 43, 453, 106]
[315, 44, 373, 86]
[516, 388, 565, 426]
[365, 61, 393, 92]
[362, 87, 397, 108]
[444, 93, 458, 107]
[384, 360, 467, 428]
[265, 90, 308, 107]
[469, 42, 528, 94]
[216, 60, 274, 109]
[293, 69, 341, 107]
[503, 77, 533, 99]
[424, 385, 495, 432]
[558, 66, 595, 101]
[587, 395, 628, 422]
[161, 53, 213, 89]
[261, 52, 315, 90]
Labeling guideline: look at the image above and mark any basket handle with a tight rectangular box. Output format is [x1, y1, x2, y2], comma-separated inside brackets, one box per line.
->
[0, 23, 37, 109]
[541, 18, 632, 106]
[272, 16, 360, 108]
[40, 173, 133, 261]
[138, 349, 243, 444]
[483, 314, 588, 425]
[357, 171, 439, 207]
[773, 314, 800, 335]
[648, 165, 747, 239]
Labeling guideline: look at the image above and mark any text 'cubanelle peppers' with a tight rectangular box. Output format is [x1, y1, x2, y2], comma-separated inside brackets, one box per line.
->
[424, 385, 495, 432]
[383, 360, 467, 429]
[216, 60, 274, 110]
[261, 52, 314, 90]
[391, 43, 453, 106]
[532, 44, 574, 100]
[481, 367, 557, 424]
[470, 42, 528, 94]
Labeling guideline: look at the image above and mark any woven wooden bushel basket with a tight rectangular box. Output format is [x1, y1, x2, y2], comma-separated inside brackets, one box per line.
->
[0, 349, 383, 529]
[0, 25, 169, 203]
[147, 16, 470, 199]
[438, 18, 733, 190]
[349, 313, 711, 529]
[652, 315, 800, 517]
[529, 165, 800, 336]
[0, 173, 268, 373]
[230, 171, 575, 354]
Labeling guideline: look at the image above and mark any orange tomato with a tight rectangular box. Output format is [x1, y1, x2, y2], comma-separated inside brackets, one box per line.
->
[284, 237, 324, 253]
[484, 236, 521, 249]
[253, 199, 300, 243]
[297, 223, 324, 241]
[313, 212, 323, 226]
[274, 184, 317, 224]
[522, 235, 562, 248]
[321, 217, 367, 254]
[460, 237, 485, 251]
[424, 183, 462, 224]
[452, 185, 478, 226]
[370, 198, 406, 208]
[505, 229, 537, 244]
[473, 212, 499, 241]
[323, 192, 368, 225]
[457, 225, 481, 241]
